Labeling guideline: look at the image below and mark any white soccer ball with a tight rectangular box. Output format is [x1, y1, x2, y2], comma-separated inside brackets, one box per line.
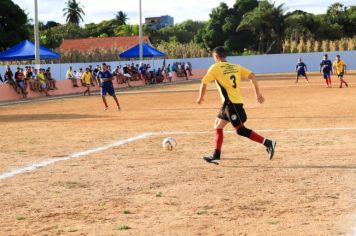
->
[162, 137, 177, 151]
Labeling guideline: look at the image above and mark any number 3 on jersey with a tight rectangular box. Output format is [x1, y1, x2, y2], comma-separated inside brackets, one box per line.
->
[230, 75, 237, 88]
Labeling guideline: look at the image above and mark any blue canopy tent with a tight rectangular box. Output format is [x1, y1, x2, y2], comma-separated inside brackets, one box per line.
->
[119, 43, 165, 58]
[0, 40, 60, 61]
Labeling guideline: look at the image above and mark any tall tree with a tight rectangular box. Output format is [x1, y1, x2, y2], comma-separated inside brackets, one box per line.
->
[0, 0, 30, 51]
[115, 11, 129, 25]
[238, 1, 286, 53]
[198, 0, 258, 53]
[63, 0, 85, 25]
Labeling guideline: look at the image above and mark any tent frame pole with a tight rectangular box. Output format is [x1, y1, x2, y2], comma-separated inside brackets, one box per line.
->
[34, 0, 40, 68]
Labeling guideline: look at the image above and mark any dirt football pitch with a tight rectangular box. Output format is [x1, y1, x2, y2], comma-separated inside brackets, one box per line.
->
[0, 72, 355, 236]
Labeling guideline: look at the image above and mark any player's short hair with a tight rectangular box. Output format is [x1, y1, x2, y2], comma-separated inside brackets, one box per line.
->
[102, 63, 107, 66]
[336, 54, 340, 58]
[324, 54, 328, 58]
[212, 46, 227, 59]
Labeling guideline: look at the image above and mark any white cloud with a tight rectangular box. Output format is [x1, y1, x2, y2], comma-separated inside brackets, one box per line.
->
[12, 0, 355, 25]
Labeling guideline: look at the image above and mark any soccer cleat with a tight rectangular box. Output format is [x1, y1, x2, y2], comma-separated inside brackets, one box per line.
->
[266, 140, 277, 160]
[104, 106, 109, 111]
[203, 155, 220, 164]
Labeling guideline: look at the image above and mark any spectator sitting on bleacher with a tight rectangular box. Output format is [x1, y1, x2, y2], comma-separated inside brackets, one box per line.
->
[24, 66, 32, 90]
[76, 68, 84, 86]
[122, 64, 132, 87]
[139, 64, 147, 83]
[156, 68, 164, 83]
[93, 65, 100, 86]
[164, 64, 172, 83]
[0, 74, 3, 83]
[172, 63, 177, 74]
[66, 66, 79, 87]
[37, 68, 50, 96]
[31, 68, 40, 92]
[113, 65, 119, 83]
[45, 67, 57, 90]
[14, 67, 27, 98]
[4, 65, 18, 92]
[181, 62, 188, 80]
[187, 62, 193, 76]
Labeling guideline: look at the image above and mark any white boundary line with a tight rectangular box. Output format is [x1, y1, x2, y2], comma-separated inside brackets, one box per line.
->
[0, 133, 152, 181]
[0, 127, 355, 181]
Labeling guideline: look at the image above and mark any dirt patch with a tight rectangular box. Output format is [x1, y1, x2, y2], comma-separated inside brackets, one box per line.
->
[0, 73, 355, 235]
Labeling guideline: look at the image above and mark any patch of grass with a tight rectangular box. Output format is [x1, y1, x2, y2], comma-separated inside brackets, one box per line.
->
[114, 225, 131, 231]
[267, 220, 280, 225]
[16, 216, 26, 220]
[196, 210, 208, 215]
[122, 209, 131, 214]
[16, 150, 26, 153]
[50, 181, 88, 189]
[155, 192, 162, 197]
[98, 202, 107, 210]
[67, 229, 78, 232]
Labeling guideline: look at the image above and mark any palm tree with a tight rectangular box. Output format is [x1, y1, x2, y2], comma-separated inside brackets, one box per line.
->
[63, 0, 85, 25]
[115, 11, 129, 25]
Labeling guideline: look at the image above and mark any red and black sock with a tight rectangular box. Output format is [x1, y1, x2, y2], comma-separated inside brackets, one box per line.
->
[214, 129, 223, 158]
[249, 131, 265, 144]
[235, 125, 268, 146]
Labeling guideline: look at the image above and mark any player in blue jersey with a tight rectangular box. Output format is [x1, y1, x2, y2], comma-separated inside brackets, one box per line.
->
[320, 54, 333, 88]
[97, 63, 121, 111]
[295, 58, 309, 83]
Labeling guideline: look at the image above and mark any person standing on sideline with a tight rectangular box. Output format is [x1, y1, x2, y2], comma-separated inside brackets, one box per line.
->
[97, 63, 121, 111]
[196, 46, 276, 164]
[332, 55, 348, 88]
[81, 68, 92, 96]
[295, 58, 309, 83]
[320, 54, 333, 88]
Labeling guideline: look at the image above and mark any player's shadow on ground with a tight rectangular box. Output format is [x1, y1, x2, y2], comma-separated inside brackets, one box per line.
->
[226, 165, 356, 170]
[0, 114, 108, 122]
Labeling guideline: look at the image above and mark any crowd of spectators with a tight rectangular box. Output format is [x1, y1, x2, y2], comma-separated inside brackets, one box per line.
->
[65, 61, 193, 91]
[1, 65, 57, 98]
[0, 61, 193, 99]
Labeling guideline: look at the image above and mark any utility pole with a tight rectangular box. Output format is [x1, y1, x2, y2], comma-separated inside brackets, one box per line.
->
[139, 0, 143, 61]
[34, 0, 40, 68]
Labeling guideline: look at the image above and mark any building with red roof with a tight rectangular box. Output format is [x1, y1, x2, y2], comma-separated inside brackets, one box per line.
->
[59, 36, 150, 53]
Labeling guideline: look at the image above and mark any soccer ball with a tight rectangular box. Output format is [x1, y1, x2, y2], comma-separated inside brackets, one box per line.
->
[162, 137, 177, 151]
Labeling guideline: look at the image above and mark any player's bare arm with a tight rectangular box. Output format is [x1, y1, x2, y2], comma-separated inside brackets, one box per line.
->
[248, 73, 265, 104]
[196, 83, 207, 104]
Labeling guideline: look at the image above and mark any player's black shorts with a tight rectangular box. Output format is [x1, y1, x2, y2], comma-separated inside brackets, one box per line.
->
[297, 71, 306, 77]
[217, 102, 247, 127]
[338, 72, 344, 78]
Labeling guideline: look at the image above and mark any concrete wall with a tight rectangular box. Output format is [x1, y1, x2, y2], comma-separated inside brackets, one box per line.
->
[1, 50, 355, 81]
[0, 69, 207, 102]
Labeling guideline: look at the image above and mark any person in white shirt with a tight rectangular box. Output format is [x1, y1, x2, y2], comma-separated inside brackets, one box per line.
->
[76, 68, 84, 86]
[66, 66, 78, 87]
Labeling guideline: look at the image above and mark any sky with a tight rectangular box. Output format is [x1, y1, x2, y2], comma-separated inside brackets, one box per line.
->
[12, 0, 355, 25]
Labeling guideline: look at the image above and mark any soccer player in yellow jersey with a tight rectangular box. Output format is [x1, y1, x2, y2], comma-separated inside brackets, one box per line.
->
[81, 68, 92, 96]
[196, 46, 276, 163]
[332, 55, 348, 88]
